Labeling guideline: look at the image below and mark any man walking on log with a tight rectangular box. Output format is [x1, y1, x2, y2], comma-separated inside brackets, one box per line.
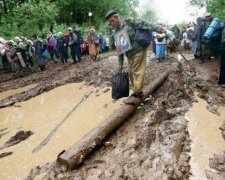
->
[106, 10, 157, 105]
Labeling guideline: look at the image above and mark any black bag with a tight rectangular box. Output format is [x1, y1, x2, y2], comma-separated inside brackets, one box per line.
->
[135, 29, 152, 48]
[112, 72, 129, 100]
[157, 37, 164, 42]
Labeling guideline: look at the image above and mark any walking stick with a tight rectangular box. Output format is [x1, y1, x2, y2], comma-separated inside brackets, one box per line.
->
[167, 35, 196, 73]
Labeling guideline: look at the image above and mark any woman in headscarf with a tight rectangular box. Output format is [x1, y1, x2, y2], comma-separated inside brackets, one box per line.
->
[88, 28, 100, 61]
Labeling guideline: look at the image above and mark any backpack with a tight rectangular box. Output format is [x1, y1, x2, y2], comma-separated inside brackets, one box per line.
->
[210, 25, 225, 44]
[93, 35, 100, 45]
[135, 29, 152, 48]
[187, 29, 196, 40]
[74, 30, 83, 44]
[48, 37, 57, 49]
[71, 32, 78, 45]
[209, 25, 225, 55]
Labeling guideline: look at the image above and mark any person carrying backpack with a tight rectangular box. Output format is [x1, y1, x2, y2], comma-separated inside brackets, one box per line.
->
[58, 32, 69, 64]
[171, 24, 180, 39]
[32, 34, 46, 71]
[106, 10, 157, 105]
[68, 27, 79, 64]
[207, 20, 225, 87]
[193, 17, 203, 58]
[47, 32, 57, 63]
[73, 29, 83, 62]
[199, 13, 213, 62]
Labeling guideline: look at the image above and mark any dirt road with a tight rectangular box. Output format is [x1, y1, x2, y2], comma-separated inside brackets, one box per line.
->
[0, 50, 225, 179]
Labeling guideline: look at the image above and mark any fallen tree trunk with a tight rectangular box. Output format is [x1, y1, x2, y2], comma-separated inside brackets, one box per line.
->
[57, 70, 170, 170]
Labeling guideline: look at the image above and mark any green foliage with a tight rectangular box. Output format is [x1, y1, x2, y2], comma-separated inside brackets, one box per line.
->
[189, 0, 225, 20]
[0, 0, 58, 39]
[189, 0, 212, 9]
[138, 5, 158, 23]
[208, 0, 225, 20]
[139, 0, 158, 22]
[176, 21, 187, 29]
[0, 0, 139, 39]
[54, 0, 138, 25]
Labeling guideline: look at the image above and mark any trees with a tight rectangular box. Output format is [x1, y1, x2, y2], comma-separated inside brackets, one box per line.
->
[138, 0, 158, 23]
[0, 0, 29, 16]
[189, 0, 212, 9]
[189, 0, 225, 20]
[54, 0, 138, 25]
[207, 0, 225, 20]
[0, 0, 57, 38]
[0, 0, 150, 38]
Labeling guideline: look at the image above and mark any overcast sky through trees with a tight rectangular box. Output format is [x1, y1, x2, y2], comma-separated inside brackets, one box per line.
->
[138, 0, 205, 24]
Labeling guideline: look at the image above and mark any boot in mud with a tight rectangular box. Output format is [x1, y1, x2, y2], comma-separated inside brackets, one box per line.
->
[123, 92, 144, 105]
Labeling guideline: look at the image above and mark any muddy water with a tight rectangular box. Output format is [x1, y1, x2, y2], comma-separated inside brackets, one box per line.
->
[186, 97, 225, 180]
[0, 83, 123, 180]
[0, 84, 37, 101]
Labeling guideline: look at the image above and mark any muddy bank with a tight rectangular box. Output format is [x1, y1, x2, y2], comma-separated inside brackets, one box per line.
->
[0, 53, 118, 107]
[0, 82, 124, 179]
[1, 50, 225, 179]
[26, 66, 194, 179]
[27, 55, 225, 179]
[204, 151, 225, 179]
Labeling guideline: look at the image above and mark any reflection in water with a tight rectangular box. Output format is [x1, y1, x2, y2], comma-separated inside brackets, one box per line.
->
[0, 84, 37, 101]
[0, 82, 123, 179]
[186, 97, 225, 180]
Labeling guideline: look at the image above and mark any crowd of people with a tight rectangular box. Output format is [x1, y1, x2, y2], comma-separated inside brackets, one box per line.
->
[1, 10, 225, 103]
[106, 10, 225, 104]
[153, 13, 225, 87]
[152, 13, 222, 63]
[0, 27, 110, 72]
[151, 13, 225, 88]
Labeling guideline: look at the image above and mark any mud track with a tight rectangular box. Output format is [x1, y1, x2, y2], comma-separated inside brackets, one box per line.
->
[1, 50, 225, 179]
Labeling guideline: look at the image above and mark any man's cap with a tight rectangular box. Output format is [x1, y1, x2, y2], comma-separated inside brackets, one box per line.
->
[105, 10, 117, 20]
[58, 32, 63, 37]
[68, 27, 72, 31]
[205, 13, 211, 17]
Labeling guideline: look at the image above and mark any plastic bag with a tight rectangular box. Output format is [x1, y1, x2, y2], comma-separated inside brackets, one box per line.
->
[42, 49, 49, 58]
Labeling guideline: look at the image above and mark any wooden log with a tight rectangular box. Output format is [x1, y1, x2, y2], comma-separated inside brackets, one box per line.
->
[57, 70, 170, 170]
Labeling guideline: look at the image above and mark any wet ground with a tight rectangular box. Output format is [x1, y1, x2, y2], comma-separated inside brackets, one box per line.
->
[0, 49, 225, 179]
[0, 82, 123, 179]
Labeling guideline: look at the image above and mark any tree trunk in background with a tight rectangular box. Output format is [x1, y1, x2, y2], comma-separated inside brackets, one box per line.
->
[2, 0, 8, 13]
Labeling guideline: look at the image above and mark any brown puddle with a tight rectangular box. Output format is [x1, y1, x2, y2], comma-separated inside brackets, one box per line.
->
[0, 82, 123, 179]
[186, 97, 225, 179]
[0, 84, 37, 101]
